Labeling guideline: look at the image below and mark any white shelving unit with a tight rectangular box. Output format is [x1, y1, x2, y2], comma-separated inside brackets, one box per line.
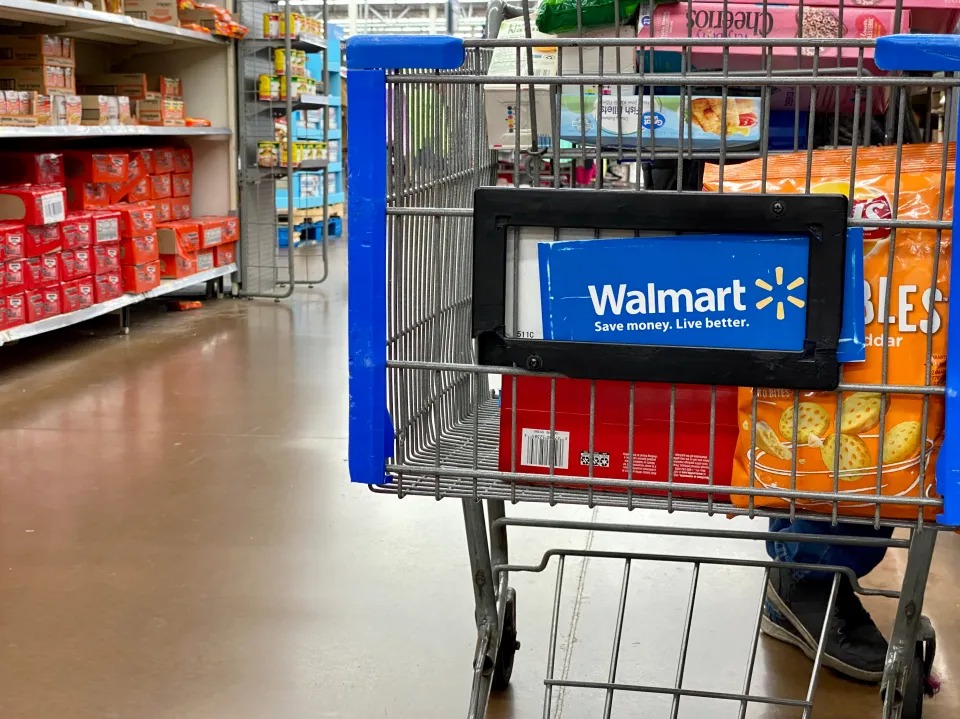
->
[0, 1, 239, 342]
[0, 264, 237, 346]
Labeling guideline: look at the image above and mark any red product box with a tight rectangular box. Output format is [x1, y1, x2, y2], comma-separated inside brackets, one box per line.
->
[129, 148, 154, 175]
[222, 216, 238, 243]
[154, 198, 172, 223]
[171, 197, 191, 220]
[0, 152, 65, 185]
[106, 152, 150, 204]
[158, 253, 197, 279]
[172, 148, 193, 173]
[4, 259, 25, 293]
[0, 184, 66, 225]
[147, 174, 171, 200]
[66, 182, 111, 211]
[3, 292, 25, 329]
[109, 202, 156, 238]
[121, 260, 161, 293]
[92, 242, 121, 274]
[25, 286, 61, 322]
[157, 220, 200, 254]
[64, 150, 129, 183]
[126, 176, 151, 204]
[60, 212, 93, 249]
[0, 262, 4, 295]
[24, 224, 61, 257]
[74, 276, 95, 309]
[214, 241, 237, 267]
[60, 280, 83, 313]
[498, 377, 740, 499]
[0, 221, 26, 261]
[195, 217, 225, 248]
[152, 147, 175, 175]
[90, 210, 121, 244]
[120, 233, 159, 266]
[171, 172, 192, 198]
[94, 270, 123, 303]
[59, 248, 93, 281]
[25, 255, 60, 289]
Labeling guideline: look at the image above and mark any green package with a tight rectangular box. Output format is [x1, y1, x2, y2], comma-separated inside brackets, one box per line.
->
[534, 0, 643, 34]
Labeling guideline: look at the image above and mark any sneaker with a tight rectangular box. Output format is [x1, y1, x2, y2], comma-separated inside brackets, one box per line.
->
[761, 567, 888, 683]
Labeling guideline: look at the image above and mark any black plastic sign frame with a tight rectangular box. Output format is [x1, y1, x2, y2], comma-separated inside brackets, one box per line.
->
[472, 187, 849, 390]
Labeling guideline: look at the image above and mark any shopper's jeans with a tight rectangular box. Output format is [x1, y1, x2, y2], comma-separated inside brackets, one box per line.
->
[767, 519, 894, 582]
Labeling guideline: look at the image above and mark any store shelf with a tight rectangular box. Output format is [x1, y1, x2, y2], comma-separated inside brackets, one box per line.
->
[0, 125, 232, 140]
[0, 0, 226, 51]
[0, 264, 237, 347]
[245, 34, 326, 52]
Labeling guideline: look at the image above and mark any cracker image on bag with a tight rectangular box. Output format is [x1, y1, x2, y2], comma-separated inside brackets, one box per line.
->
[755, 420, 792, 460]
[704, 144, 952, 518]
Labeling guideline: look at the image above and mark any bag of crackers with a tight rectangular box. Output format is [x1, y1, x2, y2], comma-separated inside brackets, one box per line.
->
[703, 143, 954, 519]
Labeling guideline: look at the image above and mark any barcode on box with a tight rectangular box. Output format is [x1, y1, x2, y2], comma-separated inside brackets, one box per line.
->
[521, 428, 570, 469]
[40, 193, 65, 224]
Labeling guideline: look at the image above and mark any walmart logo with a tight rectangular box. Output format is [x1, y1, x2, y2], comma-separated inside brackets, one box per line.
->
[754, 267, 805, 321]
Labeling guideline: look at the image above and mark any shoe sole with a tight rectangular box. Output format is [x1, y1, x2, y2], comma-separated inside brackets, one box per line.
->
[763, 581, 884, 684]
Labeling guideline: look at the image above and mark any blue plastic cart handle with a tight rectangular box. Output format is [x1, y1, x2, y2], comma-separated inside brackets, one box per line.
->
[877, 35, 960, 526]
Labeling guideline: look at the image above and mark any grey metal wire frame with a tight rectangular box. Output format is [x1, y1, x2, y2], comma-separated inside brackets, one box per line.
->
[366, 1, 954, 716]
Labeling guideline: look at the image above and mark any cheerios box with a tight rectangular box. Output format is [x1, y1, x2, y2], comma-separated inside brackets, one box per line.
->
[558, 91, 762, 149]
[483, 17, 558, 149]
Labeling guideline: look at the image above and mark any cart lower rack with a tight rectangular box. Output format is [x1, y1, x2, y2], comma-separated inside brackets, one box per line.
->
[347, 5, 960, 717]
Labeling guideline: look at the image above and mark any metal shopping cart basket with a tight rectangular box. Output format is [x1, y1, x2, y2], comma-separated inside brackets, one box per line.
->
[345, 2, 960, 716]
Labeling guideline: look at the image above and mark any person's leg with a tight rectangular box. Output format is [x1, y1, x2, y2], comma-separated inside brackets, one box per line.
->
[762, 519, 893, 683]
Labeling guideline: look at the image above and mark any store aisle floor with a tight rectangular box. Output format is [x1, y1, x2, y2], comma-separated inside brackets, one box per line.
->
[1, 244, 958, 718]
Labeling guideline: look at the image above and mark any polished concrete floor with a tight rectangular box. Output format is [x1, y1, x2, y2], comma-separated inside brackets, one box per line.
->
[0, 244, 958, 718]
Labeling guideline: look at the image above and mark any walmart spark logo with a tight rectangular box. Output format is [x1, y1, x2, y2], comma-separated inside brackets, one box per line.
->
[755, 267, 805, 321]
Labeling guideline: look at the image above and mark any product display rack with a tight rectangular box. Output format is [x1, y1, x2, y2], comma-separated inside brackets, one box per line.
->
[0, 0, 238, 344]
[237, 0, 331, 297]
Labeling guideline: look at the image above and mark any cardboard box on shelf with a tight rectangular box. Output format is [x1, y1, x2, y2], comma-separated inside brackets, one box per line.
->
[171, 197, 191, 220]
[157, 220, 199, 254]
[0, 35, 73, 67]
[24, 224, 61, 257]
[75, 276, 95, 309]
[66, 182, 111, 211]
[152, 148, 174, 174]
[1, 292, 26, 330]
[79, 73, 182, 101]
[0, 222, 25, 261]
[125, 0, 178, 26]
[0, 152, 65, 185]
[0, 64, 75, 95]
[214, 242, 236, 267]
[126, 177, 150, 204]
[221, 216, 238, 243]
[60, 279, 83, 313]
[483, 17, 558, 150]
[121, 260, 161, 293]
[25, 255, 60, 290]
[61, 213, 93, 250]
[52, 94, 82, 126]
[93, 270, 123, 303]
[158, 252, 197, 279]
[110, 202, 156, 238]
[0, 185, 66, 225]
[171, 172, 192, 198]
[195, 217, 225, 248]
[154, 198, 172, 223]
[64, 150, 129, 183]
[118, 96, 133, 125]
[129, 149, 154, 175]
[137, 95, 185, 126]
[147, 174, 172, 200]
[91, 210, 121, 245]
[59, 248, 93, 281]
[25, 286, 61, 322]
[119, 233, 159, 265]
[4, 259, 25, 294]
[92, 242, 121, 275]
[79, 95, 119, 126]
[172, 148, 192, 173]
[196, 249, 214, 272]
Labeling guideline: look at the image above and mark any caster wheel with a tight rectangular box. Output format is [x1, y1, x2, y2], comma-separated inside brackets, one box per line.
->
[492, 588, 518, 691]
[900, 629, 938, 719]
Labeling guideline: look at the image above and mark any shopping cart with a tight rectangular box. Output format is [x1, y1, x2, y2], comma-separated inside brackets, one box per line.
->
[346, 2, 960, 717]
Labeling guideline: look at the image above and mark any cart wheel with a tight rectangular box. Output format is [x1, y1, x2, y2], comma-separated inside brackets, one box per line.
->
[899, 631, 938, 719]
[492, 588, 518, 691]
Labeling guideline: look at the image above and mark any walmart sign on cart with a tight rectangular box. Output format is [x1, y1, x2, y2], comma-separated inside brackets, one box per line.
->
[535, 234, 811, 352]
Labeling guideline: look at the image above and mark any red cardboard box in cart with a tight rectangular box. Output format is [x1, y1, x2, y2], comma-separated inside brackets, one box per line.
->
[499, 377, 739, 498]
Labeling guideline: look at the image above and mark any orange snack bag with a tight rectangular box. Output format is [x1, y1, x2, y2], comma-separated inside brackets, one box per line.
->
[703, 143, 953, 519]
